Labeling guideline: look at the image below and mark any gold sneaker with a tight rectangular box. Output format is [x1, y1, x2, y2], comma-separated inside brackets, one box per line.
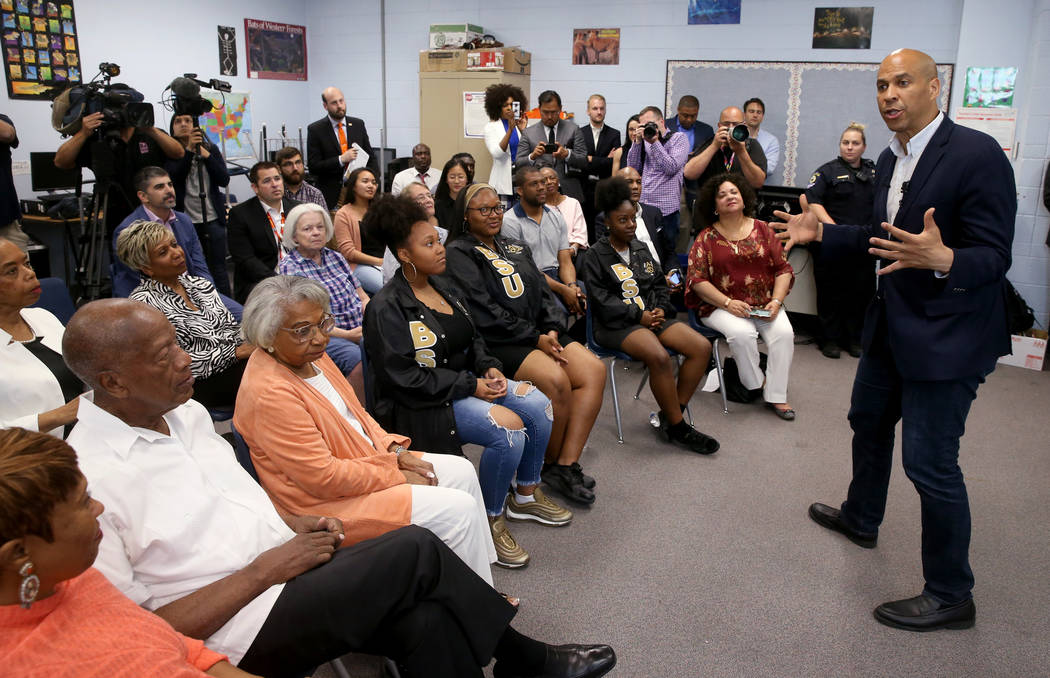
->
[489, 515, 529, 569]
[506, 487, 573, 526]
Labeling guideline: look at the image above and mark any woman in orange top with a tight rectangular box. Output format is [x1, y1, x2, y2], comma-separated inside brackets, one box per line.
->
[0, 427, 256, 677]
[233, 275, 497, 585]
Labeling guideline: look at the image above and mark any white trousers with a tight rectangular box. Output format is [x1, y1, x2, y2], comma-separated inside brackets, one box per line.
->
[410, 453, 497, 586]
[702, 308, 795, 403]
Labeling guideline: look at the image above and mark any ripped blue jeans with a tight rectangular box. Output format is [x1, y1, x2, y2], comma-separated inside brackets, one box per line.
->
[452, 379, 553, 516]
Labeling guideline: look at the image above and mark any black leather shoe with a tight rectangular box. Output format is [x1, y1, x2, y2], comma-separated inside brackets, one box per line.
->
[539, 643, 617, 678]
[821, 344, 841, 359]
[874, 593, 976, 631]
[808, 503, 877, 548]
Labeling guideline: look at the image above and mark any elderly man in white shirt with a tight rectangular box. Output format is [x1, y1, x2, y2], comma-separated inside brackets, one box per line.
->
[390, 143, 440, 196]
[62, 297, 617, 678]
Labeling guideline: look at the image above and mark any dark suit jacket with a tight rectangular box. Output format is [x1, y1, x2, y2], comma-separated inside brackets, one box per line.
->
[227, 196, 301, 303]
[516, 120, 588, 203]
[821, 116, 1015, 381]
[581, 124, 622, 181]
[306, 116, 377, 208]
[666, 116, 715, 155]
[594, 202, 676, 272]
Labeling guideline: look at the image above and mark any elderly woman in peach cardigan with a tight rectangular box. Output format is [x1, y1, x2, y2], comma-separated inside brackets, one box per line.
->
[233, 275, 496, 585]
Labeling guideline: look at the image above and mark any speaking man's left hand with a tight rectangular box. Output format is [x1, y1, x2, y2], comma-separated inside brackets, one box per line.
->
[868, 207, 954, 275]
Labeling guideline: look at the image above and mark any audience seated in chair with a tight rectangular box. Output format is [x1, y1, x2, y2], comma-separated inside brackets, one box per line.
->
[539, 167, 588, 255]
[432, 157, 472, 236]
[0, 239, 83, 438]
[579, 177, 719, 454]
[382, 182, 449, 285]
[363, 195, 565, 570]
[278, 203, 368, 400]
[116, 220, 256, 411]
[445, 183, 606, 506]
[685, 173, 796, 421]
[234, 276, 496, 584]
[332, 167, 382, 294]
[61, 297, 616, 678]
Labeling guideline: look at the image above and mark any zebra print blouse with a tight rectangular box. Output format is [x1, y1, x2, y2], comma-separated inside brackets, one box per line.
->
[129, 275, 242, 379]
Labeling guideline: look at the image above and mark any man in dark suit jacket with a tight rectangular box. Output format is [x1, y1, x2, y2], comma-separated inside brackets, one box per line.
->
[306, 87, 377, 208]
[580, 94, 622, 242]
[666, 95, 716, 212]
[226, 161, 301, 303]
[778, 49, 1016, 633]
[515, 90, 588, 204]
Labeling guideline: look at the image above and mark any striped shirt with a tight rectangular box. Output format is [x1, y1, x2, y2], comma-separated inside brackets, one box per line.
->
[279, 247, 364, 330]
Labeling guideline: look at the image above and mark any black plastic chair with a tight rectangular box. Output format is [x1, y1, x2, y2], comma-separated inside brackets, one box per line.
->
[30, 277, 76, 324]
[688, 309, 730, 415]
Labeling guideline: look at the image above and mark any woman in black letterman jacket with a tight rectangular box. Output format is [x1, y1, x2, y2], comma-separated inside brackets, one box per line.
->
[363, 194, 568, 569]
[445, 183, 606, 506]
[580, 177, 720, 455]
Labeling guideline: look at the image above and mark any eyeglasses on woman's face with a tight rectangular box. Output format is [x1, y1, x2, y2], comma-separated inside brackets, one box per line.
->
[279, 313, 336, 343]
[466, 204, 506, 217]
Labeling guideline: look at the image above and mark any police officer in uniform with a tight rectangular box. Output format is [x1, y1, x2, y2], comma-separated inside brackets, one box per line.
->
[804, 122, 877, 358]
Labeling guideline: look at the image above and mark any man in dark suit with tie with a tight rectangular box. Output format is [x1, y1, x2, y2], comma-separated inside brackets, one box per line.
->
[226, 161, 301, 303]
[580, 94, 622, 242]
[515, 90, 588, 204]
[306, 87, 378, 208]
[777, 49, 1016, 632]
[666, 95, 715, 214]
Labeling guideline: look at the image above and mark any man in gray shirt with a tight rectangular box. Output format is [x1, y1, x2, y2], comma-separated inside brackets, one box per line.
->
[501, 166, 584, 314]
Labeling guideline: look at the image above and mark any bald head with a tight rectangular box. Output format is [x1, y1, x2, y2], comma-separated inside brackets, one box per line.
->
[884, 49, 938, 82]
[617, 166, 642, 203]
[63, 299, 168, 388]
[877, 49, 941, 141]
[718, 107, 745, 126]
[321, 87, 347, 120]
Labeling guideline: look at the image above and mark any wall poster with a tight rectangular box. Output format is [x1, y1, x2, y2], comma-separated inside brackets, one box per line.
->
[2, 0, 82, 99]
[812, 7, 873, 49]
[572, 28, 620, 65]
[244, 18, 306, 81]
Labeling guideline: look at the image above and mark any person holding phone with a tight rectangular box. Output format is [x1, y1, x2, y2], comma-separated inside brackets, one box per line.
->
[483, 84, 529, 204]
[579, 177, 719, 454]
[685, 173, 796, 421]
[515, 91, 588, 203]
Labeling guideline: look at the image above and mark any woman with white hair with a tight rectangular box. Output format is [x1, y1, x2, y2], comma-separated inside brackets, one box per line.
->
[278, 203, 369, 395]
[233, 276, 500, 587]
[116, 219, 255, 410]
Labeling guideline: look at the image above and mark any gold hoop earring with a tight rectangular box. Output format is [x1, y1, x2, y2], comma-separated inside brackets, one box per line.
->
[401, 260, 418, 283]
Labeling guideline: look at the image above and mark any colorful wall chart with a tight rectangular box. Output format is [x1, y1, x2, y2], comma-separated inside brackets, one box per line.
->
[2, 0, 81, 99]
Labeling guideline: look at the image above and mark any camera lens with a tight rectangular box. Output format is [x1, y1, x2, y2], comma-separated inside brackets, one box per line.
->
[731, 124, 749, 142]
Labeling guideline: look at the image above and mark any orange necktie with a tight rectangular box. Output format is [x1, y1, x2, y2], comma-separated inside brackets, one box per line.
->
[337, 122, 348, 153]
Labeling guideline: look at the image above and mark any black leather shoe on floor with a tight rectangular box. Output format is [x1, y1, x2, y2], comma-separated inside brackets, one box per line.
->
[493, 643, 616, 678]
[821, 344, 841, 359]
[541, 464, 596, 505]
[874, 593, 976, 632]
[808, 502, 877, 548]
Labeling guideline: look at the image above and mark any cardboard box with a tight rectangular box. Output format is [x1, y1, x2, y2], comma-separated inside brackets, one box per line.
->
[419, 49, 468, 73]
[465, 47, 532, 75]
[429, 23, 483, 49]
[997, 332, 1047, 370]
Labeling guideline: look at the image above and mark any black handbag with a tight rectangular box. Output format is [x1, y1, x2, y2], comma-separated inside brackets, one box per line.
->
[721, 354, 767, 403]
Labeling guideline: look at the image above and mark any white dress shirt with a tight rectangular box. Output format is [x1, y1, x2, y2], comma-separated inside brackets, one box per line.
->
[263, 202, 287, 267]
[70, 397, 296, 665]
[886, 112, 944, 226]
[390, 166, 440, 196]
[0, 307, 69, 437]
[634, 205, 660, 263]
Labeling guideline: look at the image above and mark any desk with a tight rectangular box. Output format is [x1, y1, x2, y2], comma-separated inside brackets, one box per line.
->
[21, 214, 81, 284]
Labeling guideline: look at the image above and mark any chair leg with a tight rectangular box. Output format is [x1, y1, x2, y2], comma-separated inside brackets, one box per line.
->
[609, 359, 624, 444]
[330, 659, 352, 678]
[633, 367, 649, 399]
[384, 658, 402, 677]
[712, 340, 729, 415]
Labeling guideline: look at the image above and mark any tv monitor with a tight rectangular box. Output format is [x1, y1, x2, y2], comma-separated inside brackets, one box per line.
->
[30, 152, 79, 192]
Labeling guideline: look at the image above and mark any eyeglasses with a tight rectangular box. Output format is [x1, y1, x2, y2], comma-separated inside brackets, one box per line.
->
[279, 313, 336, 343]
[467, 205, 506, 216]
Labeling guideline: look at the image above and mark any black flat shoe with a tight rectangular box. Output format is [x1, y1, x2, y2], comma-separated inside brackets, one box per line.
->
[494, 643, 617, 678]
[874, 593, 976, 632]
[807, 502, 877, 548]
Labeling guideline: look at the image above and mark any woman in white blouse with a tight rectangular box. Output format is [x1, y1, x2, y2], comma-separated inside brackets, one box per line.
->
[482, 83, 528, 202]
[0, 238, 81, 437]
[116, 220, 256, 410]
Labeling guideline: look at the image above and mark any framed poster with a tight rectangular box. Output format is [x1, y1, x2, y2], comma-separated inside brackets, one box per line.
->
[2, 0, 83, 99]
[572, 28, 620, 65]
[244, 18, 306, 81]
[199, 89, 253, 160]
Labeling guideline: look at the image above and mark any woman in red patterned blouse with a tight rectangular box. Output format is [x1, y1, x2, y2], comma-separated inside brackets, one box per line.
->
[685, 174, 798, 420]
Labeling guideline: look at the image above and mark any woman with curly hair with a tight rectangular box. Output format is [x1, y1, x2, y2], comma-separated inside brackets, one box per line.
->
[482, 83, 529, 202]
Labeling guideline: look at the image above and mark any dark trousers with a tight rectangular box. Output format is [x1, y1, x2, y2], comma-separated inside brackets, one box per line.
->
[191, 358, 247, 410]
[238, 525, 516, 678]
[662, 210, 681, 255]
[839, 339, 987, 604]
[195, 219, 232, 297]
[813, 248, 875, 348]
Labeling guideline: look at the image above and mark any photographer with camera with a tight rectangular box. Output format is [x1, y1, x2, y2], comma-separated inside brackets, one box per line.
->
[166, 113, 232, 297]
[625, 106, 690, 252]
[54, 111, 184, 234]
[683, 106, 767, 199]
[515, 90, 588, 204]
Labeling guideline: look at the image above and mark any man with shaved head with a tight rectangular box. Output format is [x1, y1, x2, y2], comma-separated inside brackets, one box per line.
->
[683, 105, 768, 202]
[777, 48, 1016, 631]
[306, 86, 378, 207]
[62, 298, 617, 677]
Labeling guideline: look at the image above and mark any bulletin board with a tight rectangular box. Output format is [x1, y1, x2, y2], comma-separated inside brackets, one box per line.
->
[2, 0, 82, 99]
[666, 60, 954, 187]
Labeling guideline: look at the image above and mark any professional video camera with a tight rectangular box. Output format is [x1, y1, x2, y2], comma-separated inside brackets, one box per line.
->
[50, 62, 153, 137]
[163, 73, 232, 120]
